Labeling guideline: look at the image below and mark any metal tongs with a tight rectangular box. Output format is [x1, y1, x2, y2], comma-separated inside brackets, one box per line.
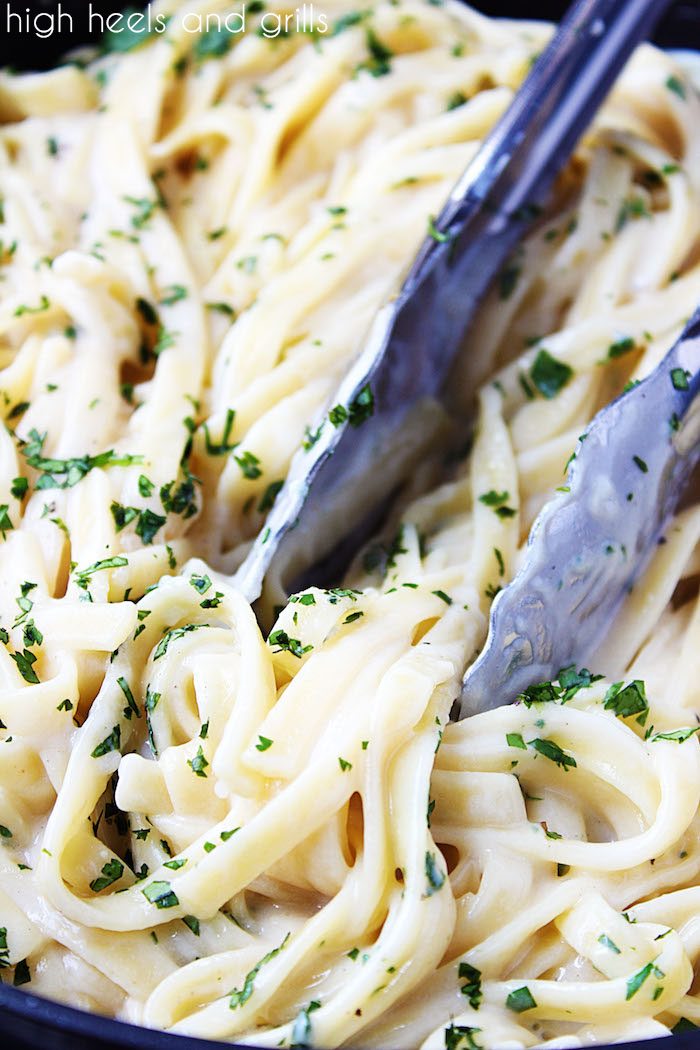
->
[234, 0, 699, 715]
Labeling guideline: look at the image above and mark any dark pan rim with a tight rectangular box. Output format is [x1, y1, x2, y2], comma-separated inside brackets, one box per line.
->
[3, 979, 700, 1048]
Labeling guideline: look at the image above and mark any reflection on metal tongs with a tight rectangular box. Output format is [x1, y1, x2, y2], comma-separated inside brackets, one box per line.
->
[458, 308, 700, 716]
[232, 0, 688, 714]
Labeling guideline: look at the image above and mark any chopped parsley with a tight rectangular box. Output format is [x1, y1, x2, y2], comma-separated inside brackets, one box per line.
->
[446, 91, 468, 111]
[258, 480, 283, 514]
[428, 216, 452, 243]
[356, 28, 393, 77]
[235, 451, 262, 480]
[603, 680, 648, 722]
[117, 676, 140, 720]
[188, 746, 209, 778]
[606, 336, 636, 360]
[626, 961, 654, 1000]
[204, 408, 236, 456]
[478, 490, 516, 518]
[671, 367, 690, 391]
[135, 509, 166, 545]
[0, 506, 13, 539]
[229, 933, 290, 1009]
[458, 962, 482, 1010]
[291, 1000, 322, 1048]
[91, 725, 121, 758]
[256, 736, 273, 752]
[183, 915, 200, 936]
[666, 75, 686, 99]
[506, 986, 537, 1013]
[444, 1025, 482, 1050]
[433, 590, 453, 604]
[10, 477, 27, 501]
[598, 933, 621, 954]
[528, 737, 577, 770]
[21, 429, 142, 490]
[142, 880, 179, 909]
[530, 349, 573, 399]
[89, 858, 124, 893]
[425, 850, 445, 895]
[268, 629, 312, 658]
[74, 556, 128, 593]
[14, 296, 50, 317]
[159, 285, 188, 306]
[650, 727, 699, 743]
[153, 623, 204, 660]
[10, 649, 39, 684]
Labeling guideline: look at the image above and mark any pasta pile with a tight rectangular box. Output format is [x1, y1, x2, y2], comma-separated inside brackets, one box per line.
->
[0, 1, 699, 1046]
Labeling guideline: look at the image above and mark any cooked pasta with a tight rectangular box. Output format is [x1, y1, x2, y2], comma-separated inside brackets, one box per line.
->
[0, 2, 699, 1046]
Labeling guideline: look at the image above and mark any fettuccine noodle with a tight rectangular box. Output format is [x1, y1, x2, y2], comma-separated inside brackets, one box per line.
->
[0, 2, 699, 1046]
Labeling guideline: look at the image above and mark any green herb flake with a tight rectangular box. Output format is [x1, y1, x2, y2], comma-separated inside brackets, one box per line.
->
[650, 726, 700, 743]
[153, 623, 204, 660]
[117, 676, 140, 720]
[598, 933, 621, 954]
[444, 1025, 482, 1050]
[194, 24, 235, 62]
[626, 961, 654, 1000]
[666, 75, 686, 100]
[517, 681, 559, 705]
[268, 629, 312, 659]
[425, 850, 446, 895]
[91, 725, 121, 758]
[506, 732, 527, 750]
[258, 480, 283, 514]
[10, 649, 39, 684]
[229, 933, 290, 1009]
[89, 858, 124, 893]
[603, 679, 648, 721]
[10, 477, 28, 501]
[432, 589, 453, 605]
[188, 745, 209, 778]
[528, 737, 577, 770]
[256, 736, 273, 752]
[142, 880, 179, 909]
[13, 958, 30, 986]
[530, 349, 573, 399]
[458, 961, 482, 1010]
[607, 337, 636, 360]
[478, 490, 517, 518]
[183, 915, 200, 935]
[234, 450, 262, 480]
[446, 91, 468, 111]
[506, 986, 537, 1013]
[356, 27, 393, 77]
[671, 367, 690, 391]
[160, 285, 188, 307]
[427, 216, 452, 244]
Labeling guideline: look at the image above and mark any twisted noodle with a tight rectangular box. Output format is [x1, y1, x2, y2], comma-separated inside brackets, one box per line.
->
[0, 1, 699, 1045]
